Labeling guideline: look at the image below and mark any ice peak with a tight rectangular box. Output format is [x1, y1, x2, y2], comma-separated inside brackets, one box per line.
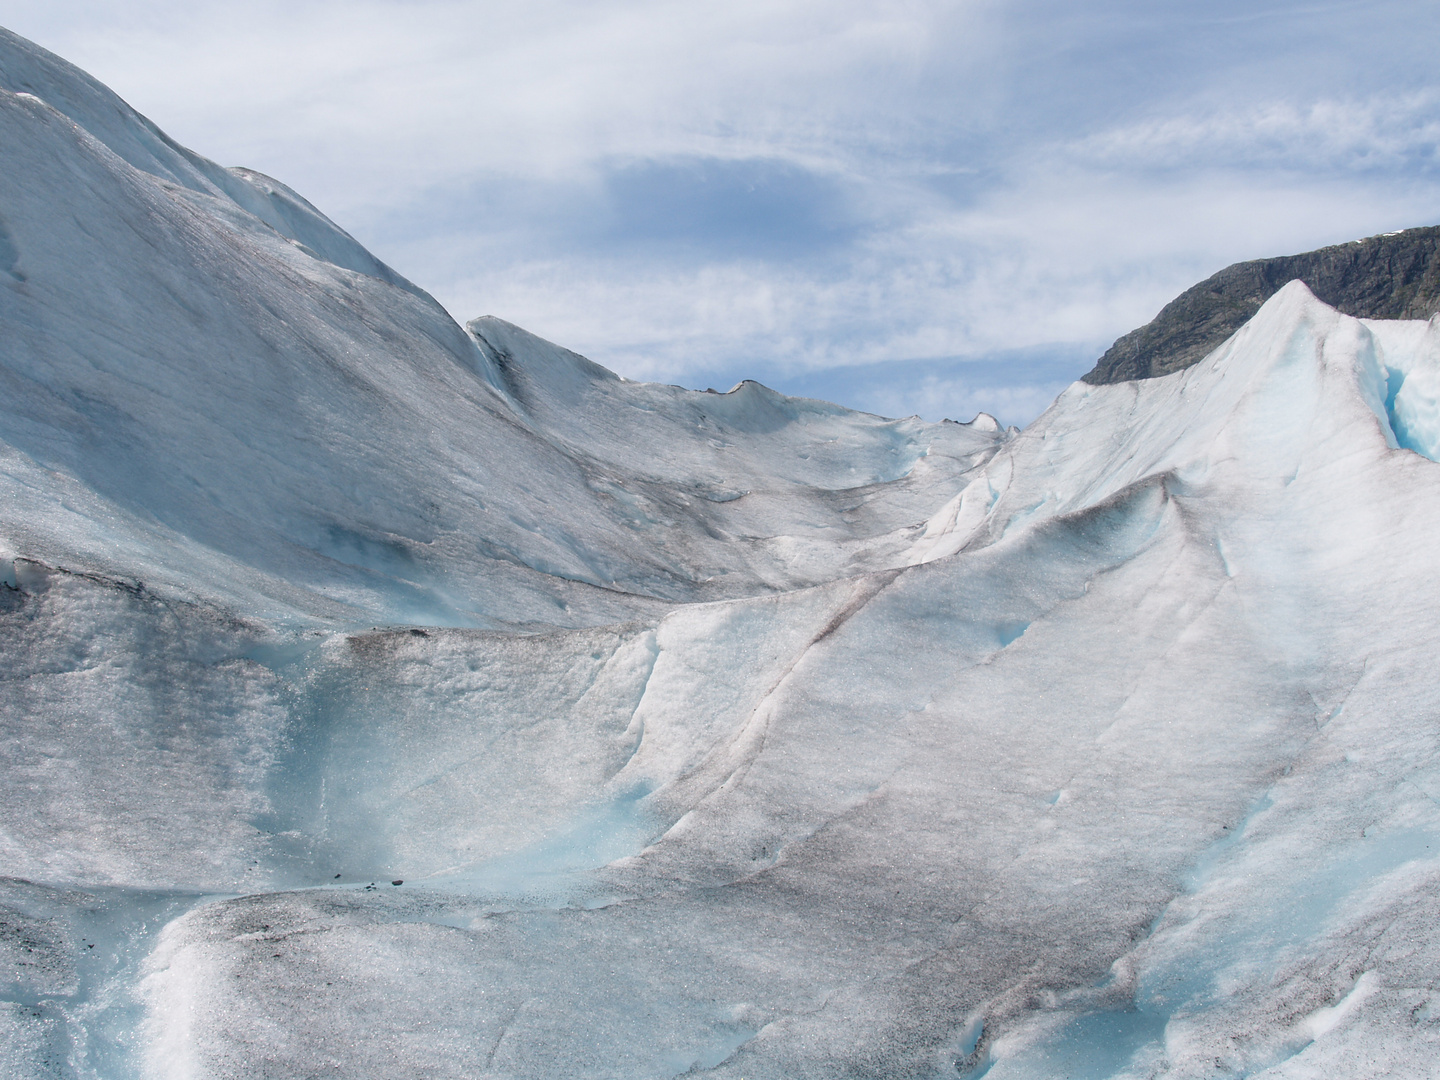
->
[0, 27, 427, 298]
[968, 411, 1001, 431]
[906, 282, 1439, 566]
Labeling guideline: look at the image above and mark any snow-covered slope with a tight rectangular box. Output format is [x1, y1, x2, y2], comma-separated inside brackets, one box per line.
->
[2, 27, 1439, 1080]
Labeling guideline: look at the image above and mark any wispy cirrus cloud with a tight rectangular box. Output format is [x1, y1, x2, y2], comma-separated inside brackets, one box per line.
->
[1067, 92, 1440, 174]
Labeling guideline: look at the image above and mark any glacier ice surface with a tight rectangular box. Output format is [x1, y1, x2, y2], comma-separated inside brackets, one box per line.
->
[2, 25, 1440, 1080]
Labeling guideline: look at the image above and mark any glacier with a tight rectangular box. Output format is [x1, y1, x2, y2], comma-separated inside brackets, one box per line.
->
[2, 25, 1440, 1080]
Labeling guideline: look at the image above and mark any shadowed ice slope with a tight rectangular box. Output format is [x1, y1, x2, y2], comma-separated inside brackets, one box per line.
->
[0, 28, 1000, 630]
[2, 26, 1440, 1080]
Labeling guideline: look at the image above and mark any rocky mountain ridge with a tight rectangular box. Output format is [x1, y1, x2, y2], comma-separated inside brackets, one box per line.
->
[1084, 225, 1440, 384]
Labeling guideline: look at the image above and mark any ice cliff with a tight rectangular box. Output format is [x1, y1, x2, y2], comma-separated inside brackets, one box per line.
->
[2, 27, 1439, 1080]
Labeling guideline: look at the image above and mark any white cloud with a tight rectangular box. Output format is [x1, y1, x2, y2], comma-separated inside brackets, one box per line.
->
[422, 168, 1440, 386]
[2, 0, 989, 207]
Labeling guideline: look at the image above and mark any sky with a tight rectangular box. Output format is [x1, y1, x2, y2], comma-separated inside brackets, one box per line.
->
[2, 1, 1439, 425]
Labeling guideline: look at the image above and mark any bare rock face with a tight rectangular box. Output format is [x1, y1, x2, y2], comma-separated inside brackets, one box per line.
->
[1083, 225, 1440, 384]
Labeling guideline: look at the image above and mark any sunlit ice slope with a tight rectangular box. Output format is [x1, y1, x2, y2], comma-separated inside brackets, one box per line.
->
[0, 26, 999, 632]
[125, 287, 1440, 1080]
[3, 23, 1440, 1080]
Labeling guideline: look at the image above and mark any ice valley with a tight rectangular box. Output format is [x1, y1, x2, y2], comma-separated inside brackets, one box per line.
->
[2, 26, 1440, 1080]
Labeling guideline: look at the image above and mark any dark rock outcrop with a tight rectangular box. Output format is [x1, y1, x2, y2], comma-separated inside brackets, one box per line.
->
[1083, 226, 1440, 384]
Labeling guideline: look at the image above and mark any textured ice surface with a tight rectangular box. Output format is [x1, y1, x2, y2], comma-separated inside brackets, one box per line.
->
[2, 25, 1440, 1080]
